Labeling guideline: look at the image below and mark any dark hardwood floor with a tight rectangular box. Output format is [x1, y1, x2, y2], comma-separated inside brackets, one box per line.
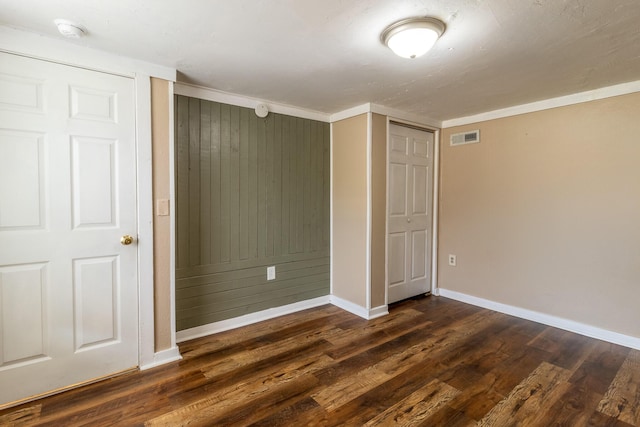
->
[1, 295, 639, 426]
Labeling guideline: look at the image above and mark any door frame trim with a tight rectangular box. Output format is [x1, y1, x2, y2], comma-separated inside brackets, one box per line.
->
[0, 26, 177, 369]
[135, 73, 156, 368]
[365, 113, 373, 311]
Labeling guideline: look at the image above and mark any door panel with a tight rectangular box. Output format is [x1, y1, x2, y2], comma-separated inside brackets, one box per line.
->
[0, 52, 138, 406]
[0, 131, 45, 229]
[73, 256, 118, 350]
[387, 124, 434, 303]
[69, 85, 117, 123]
[0, 73, 44, 113]
[389, 163, 407, 216]
[411, 230, 428, 280]
[413, 139, 429, 158]
[388, 232, 406, 285]
[0, 263, 47, 365]
[412, 165, 428, 215]
[390, 134, 408, 154]
[71, 136, 117, 227]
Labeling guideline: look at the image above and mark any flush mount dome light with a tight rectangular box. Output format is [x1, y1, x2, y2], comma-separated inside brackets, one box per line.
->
[54, 19, 87, 38]
[381, 17, 445, 59]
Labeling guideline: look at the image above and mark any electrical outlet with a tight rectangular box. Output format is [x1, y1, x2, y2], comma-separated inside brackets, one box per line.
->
[267, 266, 276, 280]
[448, 254, 457, 267]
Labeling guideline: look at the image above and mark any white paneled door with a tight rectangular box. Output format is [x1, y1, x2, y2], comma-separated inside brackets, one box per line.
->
[0, 52, 138, 406]
[387, 124, 434, 303]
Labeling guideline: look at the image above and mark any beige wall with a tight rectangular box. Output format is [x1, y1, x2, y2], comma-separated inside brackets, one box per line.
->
[332, 114, 368, 307]
[370, 113, 387, 308]
[439, 92, 640, 338]
[151, 78, 172, 351]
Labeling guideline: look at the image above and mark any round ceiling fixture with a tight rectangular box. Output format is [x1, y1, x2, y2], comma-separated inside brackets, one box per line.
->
[255, 103, 269, 118]
[54, 19, 87, 38]
[381, 17, 445, 59]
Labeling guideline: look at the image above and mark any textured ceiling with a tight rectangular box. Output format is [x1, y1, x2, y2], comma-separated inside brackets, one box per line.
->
[1, 0, 640, 121]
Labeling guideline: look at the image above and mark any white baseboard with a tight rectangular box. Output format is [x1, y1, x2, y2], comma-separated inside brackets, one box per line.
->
[330, 296, 369, 318]
[330, 295, 388, 320]
[438, 288, 640, 351]
[139, 346, 182, 370]
[176, 296, 331, 343]
[368, 304, 390, 319]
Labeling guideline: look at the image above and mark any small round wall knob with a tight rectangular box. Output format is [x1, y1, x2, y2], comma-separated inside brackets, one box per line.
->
[120, 235, 134, 245]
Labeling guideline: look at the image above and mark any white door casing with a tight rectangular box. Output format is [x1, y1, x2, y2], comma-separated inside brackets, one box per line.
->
[0, 52, 138, 406]
[387, 124, 434, 303]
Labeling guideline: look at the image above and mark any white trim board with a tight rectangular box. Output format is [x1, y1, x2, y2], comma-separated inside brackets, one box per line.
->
[383, 117, 390, 306]
[167, 81, 179, 351]
[329, 124, 334, 298]
[330, 103, 442, 129]
[430, 129, 441, 296]
[330, 103, 371, 123]
[438, 289, 640, 351]
[368, 305, 390, 320]
[135, 74, 157, 370]
[442, 80, 640, 128]
[176, 296, 331, 343]
[177, 295, 389, 344]
[330, 296, 388, 320]
[174, 86, 443, 129]
[174, 82, 331, 123]
[388, 117, 440, 133]
[0, 25, 175, 81]
[365, 112, 373, 310]
[370, 104, 441, 129]
[139, 347, 182, 371]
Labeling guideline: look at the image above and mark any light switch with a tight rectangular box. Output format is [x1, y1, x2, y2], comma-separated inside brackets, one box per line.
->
[156, 199, 170, 216]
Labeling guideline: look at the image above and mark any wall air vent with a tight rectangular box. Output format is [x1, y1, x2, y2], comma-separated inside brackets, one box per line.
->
[450, 130, 480, 146]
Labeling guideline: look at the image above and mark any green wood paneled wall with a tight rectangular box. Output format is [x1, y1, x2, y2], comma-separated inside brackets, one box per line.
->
[175, 96, 330, 330]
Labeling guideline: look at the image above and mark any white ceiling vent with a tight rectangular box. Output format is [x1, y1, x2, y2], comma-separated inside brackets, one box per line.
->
[450, 130, 480, 146]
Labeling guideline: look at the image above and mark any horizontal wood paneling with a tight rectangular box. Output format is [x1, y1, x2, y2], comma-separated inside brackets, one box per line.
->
[177, 257, 330, 291]
[175, 96, 330, 330]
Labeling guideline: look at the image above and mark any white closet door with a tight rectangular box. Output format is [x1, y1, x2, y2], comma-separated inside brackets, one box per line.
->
[0, 52, 138, 406]
[387, 124, 434, 303]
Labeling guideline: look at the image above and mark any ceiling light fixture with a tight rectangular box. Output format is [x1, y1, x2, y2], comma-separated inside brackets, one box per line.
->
[381, 17, 445, 59]
[54, 19, 87, 38]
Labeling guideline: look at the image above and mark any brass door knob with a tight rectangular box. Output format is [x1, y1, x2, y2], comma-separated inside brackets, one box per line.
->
[120, 235, 135, 245]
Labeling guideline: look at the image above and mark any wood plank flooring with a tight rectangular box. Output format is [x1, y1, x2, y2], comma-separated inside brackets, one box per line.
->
[1, 295, 639, 426]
